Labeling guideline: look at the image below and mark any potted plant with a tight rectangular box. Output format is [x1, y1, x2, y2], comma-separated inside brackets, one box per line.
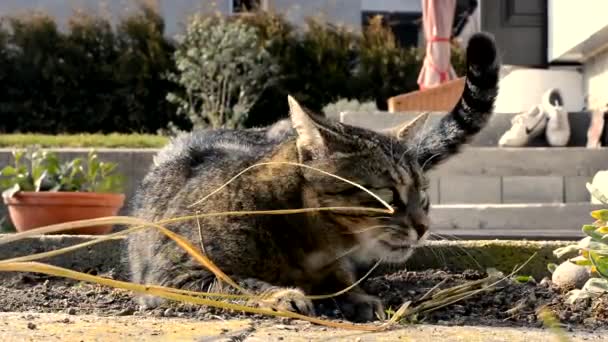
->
[0, 147, 125, 234]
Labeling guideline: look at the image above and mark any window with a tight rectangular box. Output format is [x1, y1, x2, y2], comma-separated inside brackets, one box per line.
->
[232, 0, 260, 13]
[361, 11, 422, 48]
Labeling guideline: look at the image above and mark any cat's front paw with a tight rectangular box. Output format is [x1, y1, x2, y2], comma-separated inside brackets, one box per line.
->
[255, 288, 315, 316]
[336, 292, 385, 322]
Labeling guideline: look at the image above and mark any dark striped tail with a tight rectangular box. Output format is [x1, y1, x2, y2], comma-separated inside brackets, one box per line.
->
[416, 32, 500, 170]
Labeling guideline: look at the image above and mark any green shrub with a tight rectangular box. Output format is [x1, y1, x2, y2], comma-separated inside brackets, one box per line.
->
[0, 3, 180, 134]
[166, 13, 278, 129]
[0, 8, 467, 133]
[244, 11, 467, 127]
[354, 15, 422, 110]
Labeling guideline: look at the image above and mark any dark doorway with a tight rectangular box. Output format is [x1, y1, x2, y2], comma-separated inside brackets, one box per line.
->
[481, 0, 548, 67]
[233, 0, 260, 12]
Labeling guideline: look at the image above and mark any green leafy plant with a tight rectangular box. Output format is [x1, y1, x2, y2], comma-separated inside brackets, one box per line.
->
[0, 147, 124, 198]
[551, 182, 608, 303]
[166, 13, 278, 129]
[322, 98, 377, 120]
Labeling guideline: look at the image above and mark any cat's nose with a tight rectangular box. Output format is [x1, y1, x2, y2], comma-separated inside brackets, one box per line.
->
[413, 222, 428, 239]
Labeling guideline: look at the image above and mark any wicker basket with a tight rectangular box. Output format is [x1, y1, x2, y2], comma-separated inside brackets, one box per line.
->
[387, 77, 465, 113]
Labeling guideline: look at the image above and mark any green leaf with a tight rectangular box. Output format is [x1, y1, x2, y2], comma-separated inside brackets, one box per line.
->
[514, 275, 535, 283]
[0, 165, 18, 177]
[2, 183, 20, 198]
[11, 150, 24, 165]
[591, 209, 608, 221]
[568, 278, 608, 304]
[583, 277, 608, 293]
[589, 252, 608, 279]
[583, 224, 605, 241]
[547, 263, 557, 274]
[553, 244, 579, 258]
[568, 256, 592, 267]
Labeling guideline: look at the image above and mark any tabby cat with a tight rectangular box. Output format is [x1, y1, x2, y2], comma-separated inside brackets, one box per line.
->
[127, 32, 500, 322]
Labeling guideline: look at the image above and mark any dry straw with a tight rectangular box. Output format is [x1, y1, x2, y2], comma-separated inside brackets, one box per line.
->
[0, 162, 535, 332]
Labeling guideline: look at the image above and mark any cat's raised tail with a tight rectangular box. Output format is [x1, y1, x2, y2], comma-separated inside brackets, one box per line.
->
[412, 32, 500, 170]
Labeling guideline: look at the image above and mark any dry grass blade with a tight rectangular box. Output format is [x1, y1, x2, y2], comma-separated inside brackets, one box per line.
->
[0, 216, 145, 245]
[418, 278, 448, 302]
[151, 222, 247, 294]
[388, 253, 538, 323]
[0, 261, 384, 331]
[0, 215, 247, 294]
[188, 161, 394, 214]
[0, 160, 402, 329]
[307, 259, 382, 300]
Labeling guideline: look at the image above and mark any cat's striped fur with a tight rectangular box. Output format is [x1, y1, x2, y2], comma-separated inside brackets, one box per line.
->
[127, 32, 500, 322]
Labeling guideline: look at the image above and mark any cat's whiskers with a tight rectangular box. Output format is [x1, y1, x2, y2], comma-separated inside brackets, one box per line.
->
[344, 224, 401, 235]
[428, 232, 484, 270]
[421, 153, 442, 171]
[414, 113, 434, 162]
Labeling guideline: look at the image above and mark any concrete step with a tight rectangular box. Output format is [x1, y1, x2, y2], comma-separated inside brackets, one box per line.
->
[429, 202, 602, 239]
[341, 110, 595, 147]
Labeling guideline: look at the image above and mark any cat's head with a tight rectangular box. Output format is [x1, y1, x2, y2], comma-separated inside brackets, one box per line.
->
[288, 96, 433, 264]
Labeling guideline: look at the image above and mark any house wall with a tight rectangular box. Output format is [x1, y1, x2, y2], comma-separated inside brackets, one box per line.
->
[268, 0, 362, 29]
[584, 48, 608, 110]
[548, 0, 608, 61]
[0, 0, 229, 36]
[0, 0, 421, 35]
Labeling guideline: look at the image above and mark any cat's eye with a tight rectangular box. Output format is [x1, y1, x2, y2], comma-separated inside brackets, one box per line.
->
[372, 188, 394, 205]
[420, 191, 430, 210]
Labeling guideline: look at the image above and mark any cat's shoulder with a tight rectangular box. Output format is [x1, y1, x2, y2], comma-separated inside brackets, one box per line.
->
[152, 119, 294, 167]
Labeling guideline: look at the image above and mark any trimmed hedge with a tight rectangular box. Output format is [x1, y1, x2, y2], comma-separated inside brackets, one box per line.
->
[0, 4, 183, 134]
[0, 7, 466, 133]
[0, 133, 168, 148]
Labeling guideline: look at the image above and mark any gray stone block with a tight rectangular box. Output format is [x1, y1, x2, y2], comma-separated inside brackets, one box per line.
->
[429, 202, 599, 235]
[438, 176, 501, 204]
[502, 176, 564, 203]
[340, 111, 593, 147]
[565, 176, 592, 203]
[434, 148, 608, 177]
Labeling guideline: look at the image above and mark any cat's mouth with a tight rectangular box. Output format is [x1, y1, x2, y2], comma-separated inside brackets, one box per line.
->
[378, 239, 414, 250]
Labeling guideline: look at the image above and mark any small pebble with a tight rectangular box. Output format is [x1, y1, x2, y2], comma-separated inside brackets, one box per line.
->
[539, 277, 552, 288]
[66, 308, 76, 315]
[116, 308, 135, 316]
[552, 261, 590, 290]
[27, 322, 36, 330]
[163, 308, 175, 317]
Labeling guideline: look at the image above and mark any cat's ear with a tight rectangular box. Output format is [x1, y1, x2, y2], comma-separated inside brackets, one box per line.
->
[288, 95, 327, 159]
[383, 112, 431, 142]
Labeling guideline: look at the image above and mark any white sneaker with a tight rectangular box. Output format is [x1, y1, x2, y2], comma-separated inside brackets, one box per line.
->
[498, 105, 548, 147]
[542, 88, 570, 147]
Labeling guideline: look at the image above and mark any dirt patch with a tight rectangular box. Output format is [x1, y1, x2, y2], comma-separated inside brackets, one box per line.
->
[0, 269, 606, 331]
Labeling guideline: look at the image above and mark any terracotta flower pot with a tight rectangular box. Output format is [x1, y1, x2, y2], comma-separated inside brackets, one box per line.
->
[3, 192, 125, 235]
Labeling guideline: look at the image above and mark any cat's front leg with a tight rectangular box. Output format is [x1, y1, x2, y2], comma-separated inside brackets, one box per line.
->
[318, 263, 386, 322]
[240, 278, 315, 316]
[333, 289, 385, 322]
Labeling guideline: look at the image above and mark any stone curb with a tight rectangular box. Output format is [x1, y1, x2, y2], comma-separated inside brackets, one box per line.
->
[0, 235, 575, 280]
